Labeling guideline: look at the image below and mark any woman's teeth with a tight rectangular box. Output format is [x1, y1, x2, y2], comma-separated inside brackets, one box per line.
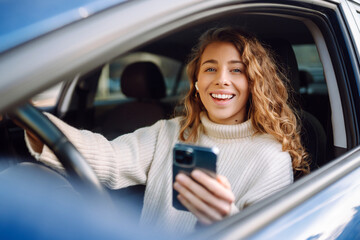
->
[211, 93, 234, 99]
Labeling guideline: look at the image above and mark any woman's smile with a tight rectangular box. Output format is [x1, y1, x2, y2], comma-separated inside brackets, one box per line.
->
[210, 91, 236, 105]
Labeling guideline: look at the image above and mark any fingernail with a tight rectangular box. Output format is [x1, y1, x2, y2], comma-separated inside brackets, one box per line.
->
[191, 169, 201, 178]
[176, 173, 186, 182]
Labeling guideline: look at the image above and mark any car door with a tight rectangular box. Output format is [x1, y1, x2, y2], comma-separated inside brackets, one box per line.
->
[188, 0, 360, 239]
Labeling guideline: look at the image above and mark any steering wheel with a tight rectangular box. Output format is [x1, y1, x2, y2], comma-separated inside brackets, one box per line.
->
[11, 103, 108, 198]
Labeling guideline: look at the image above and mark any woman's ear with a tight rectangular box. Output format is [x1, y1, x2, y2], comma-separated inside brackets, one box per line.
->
[195, 82, 199, 91]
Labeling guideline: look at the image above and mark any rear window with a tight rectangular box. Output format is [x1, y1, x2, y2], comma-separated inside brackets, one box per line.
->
[292, 44, 327, 95]
[95, 52, 182, 103]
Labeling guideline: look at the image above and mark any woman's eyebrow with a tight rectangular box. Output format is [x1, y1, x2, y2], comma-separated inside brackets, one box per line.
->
[228, 60, 244, 65]
[201, 59, 217, 65]
[201, 59, 245, 66]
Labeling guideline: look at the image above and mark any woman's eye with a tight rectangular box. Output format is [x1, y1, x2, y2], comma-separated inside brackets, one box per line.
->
[231, 68, 242, 73]
[205, 68, 216, 72]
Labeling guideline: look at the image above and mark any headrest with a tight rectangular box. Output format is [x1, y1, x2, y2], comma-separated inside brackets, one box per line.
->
[299, 70, 314, 86]
[266, 39, 300, 93]
[121, 62, 166, 99]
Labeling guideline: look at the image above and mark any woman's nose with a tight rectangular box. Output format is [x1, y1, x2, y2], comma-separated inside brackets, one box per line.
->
[216, 70, 230, 86]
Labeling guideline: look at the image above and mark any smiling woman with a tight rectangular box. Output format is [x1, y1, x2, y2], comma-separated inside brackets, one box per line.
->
[181, 27, 308, 176]
[19, 27, 308, 235]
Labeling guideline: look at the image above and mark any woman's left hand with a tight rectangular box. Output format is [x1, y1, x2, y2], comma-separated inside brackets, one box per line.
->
[173, 170, 235, 225]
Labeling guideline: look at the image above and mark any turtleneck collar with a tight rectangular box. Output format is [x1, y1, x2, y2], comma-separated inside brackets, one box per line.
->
[200, 112, 255, 140]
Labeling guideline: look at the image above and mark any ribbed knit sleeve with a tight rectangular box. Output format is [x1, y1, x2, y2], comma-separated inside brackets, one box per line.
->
[26, 113, 164, 189]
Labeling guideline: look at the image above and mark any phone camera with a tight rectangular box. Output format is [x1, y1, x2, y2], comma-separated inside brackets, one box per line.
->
[175, 150, 194, 165]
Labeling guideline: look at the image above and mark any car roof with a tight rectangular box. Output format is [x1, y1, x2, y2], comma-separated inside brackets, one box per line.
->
[0, 0, 127, 53]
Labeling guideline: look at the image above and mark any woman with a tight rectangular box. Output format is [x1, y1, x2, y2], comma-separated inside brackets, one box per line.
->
[25, 27, 309, 234]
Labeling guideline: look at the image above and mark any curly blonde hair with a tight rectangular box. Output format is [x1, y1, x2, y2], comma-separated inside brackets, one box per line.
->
[179, 27, 309, 177]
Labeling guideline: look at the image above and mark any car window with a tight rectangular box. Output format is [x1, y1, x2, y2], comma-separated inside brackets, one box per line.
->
[95, 52, 182, 103]
[32, 82, 62, 107]
[292, 44, 327, 95]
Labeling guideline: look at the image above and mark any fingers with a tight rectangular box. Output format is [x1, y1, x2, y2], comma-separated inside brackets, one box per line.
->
[191, 170, 235, 203]
[174, 182, 222, 224]
[12, 118, 44, 153]
[177, 195, 213, 225]
[216, 175, 232, 189]
[174, 172, 234, 217]
[26, 131, 44, 153]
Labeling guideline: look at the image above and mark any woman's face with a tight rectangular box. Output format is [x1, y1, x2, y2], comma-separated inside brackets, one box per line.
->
[197, 41, 250, 125]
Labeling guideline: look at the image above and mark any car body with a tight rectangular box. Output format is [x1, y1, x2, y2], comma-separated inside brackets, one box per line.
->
[1, 0, 360, 239]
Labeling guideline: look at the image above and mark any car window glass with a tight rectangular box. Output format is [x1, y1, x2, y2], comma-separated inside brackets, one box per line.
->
[32, 82, 62, 107]
[292, 44, 327, 95]
[95, 52, 181, 103]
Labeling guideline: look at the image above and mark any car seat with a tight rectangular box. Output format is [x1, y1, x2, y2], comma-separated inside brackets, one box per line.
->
[97, 61, 170, 215]
[100, 61, 167, 140]
[266, 39, 327, 173]
[299, 69, 331, 148]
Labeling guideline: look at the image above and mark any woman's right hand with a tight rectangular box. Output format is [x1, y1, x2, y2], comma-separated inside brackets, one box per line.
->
[25, 128, 44, 153]
[174, 170, 235, 225]
[12, 118, 44, 153]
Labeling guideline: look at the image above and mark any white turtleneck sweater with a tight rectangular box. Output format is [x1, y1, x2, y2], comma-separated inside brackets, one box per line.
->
[26, 113, 293, 235]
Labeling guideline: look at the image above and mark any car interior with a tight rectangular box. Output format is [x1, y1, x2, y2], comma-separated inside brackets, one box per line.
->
[0, 9, 341, 223]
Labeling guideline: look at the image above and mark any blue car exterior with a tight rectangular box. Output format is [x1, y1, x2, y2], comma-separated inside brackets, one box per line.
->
[250, 150, 360, 240]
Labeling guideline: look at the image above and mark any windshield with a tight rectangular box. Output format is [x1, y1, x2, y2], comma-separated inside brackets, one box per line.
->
[0, 0, 127, 53]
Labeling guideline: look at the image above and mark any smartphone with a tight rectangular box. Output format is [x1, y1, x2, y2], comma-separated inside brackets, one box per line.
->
[172, 143, 218, 211]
